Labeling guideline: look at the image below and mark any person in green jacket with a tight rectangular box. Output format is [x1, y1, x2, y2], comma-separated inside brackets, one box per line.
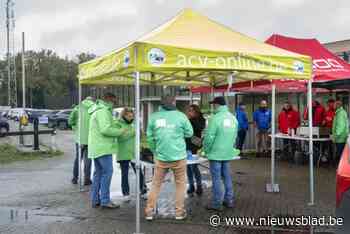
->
[68, 96, 95, 186]
[116, 108, 147, 200]
[88, 93, 127, 209]
[145, 95, 193, 221]
[203, 96, 239, 211]
[332, 99, 349, 164]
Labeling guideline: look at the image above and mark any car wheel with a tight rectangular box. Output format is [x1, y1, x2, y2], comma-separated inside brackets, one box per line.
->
[58, 121, 68, 130]
[0, 127, 8, 137]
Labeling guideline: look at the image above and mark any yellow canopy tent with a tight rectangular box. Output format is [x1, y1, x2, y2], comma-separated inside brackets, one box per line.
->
[78, 9, 314, 233]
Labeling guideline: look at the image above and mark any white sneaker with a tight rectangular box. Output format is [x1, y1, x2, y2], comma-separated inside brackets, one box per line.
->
[145, 211, 154, 221]
[175, 211, 187, 220]
[123, 195, 131, 202]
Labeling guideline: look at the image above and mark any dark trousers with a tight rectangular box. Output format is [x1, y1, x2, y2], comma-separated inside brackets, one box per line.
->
[335, 143, 346, 165]
[187, 164, 202, 188]
[73, 144, 91, 181]
[282, 139, 297, 161]
[119, 160, 146, 196]
[236, 129, 247, 151]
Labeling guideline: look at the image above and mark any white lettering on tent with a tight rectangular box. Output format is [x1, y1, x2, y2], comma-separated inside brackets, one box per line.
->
[198, 56, 208, 67]
[327, 59, 343, 69]
[177, 55, 187, 66]
[216, 57, 226, 68]
[313, 59, 331, 69]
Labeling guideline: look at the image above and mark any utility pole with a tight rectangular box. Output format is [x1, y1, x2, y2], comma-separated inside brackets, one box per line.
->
[6, 0, 11, 106]
[6, 0, 17, 107]
[22, 32, 25, 108]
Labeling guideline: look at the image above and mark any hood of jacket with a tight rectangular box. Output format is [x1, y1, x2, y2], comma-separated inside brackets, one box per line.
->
[88, 99, 113, 115]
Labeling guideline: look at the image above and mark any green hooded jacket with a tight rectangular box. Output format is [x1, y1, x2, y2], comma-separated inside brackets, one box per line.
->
[147, 107, 193, 162]
[116, 118, 135, 161]
[332, 107, 349, 143]
[88, 99, 126, 159]
[68, 98, 95, 145]
[203, 105, 240, 160]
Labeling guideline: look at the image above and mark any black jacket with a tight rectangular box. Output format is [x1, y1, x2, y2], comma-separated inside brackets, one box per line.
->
[186, 115, 206, 154]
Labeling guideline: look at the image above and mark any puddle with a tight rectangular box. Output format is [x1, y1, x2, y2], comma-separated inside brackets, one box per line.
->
[0, 207, 75, 226]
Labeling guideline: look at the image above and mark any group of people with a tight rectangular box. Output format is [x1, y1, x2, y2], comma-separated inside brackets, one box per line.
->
[69, 93, 240, 220]
[68, 92, 348, 220]
[234, 97, 349, 165]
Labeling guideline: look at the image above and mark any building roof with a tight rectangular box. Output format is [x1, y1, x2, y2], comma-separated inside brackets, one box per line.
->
[323, 39, 350, 54]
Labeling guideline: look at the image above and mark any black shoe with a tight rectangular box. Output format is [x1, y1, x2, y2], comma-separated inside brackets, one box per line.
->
[223, 201, 234, 208]
[206, 204, 223, 211]
[196, 185, 203, 196]
[187, 185, 195, 195]
[84, 180, 92, 186]
[71, 178, 78, 184]
[92, 203, 100, 208]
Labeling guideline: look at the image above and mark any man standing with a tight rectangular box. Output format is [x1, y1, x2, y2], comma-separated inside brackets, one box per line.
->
[69, 96, 95, 185]
[253, 100, 272, 157]
[332, 99, 349, 165]
[235, 102, 248, 151]
[278, 101, 300, 161]
[88, 93, 126, 209]
[145, 95, 193, 221]
[203, 96, 239, 211]
[323, 99, 336, 163]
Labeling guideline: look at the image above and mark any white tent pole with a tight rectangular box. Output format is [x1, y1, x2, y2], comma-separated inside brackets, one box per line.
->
[134, 71, 141, 234]
[307, 80, 314, 205]
[271, 83, 276, 188]
[189, 89, 193, 104]
[78, 84, 83, 192]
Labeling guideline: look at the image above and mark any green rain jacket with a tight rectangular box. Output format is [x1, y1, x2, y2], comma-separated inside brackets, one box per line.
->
[147, 106, 193, 162]
[332, 107, 349, 143]
[116, 118, 135, 161]
[203, 105, 240, 160]
[88, 100, 125, 159]
[68, 98, 95, 145]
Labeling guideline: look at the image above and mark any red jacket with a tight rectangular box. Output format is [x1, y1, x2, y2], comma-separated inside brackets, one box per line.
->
[278, 109, 301, 134]
[303, 104, 325, 127]
[323, 108, 335, 128]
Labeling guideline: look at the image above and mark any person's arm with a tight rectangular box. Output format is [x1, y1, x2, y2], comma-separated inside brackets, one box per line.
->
[334, 112, 346, 138]
[68, 107, 78, 128]
[182, 116, 194, 138]
[146, 117, 156, 153]
[243, 112, 249, 130]
[203, 117, 217, 154]
[96, 109, 125, 137]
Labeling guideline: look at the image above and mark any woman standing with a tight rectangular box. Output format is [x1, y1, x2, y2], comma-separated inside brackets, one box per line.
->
[186, 104, 206, 196]
[116, 108, 147, 200]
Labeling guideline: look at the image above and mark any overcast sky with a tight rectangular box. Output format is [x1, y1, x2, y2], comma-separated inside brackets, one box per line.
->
[0, 0, 349, 58]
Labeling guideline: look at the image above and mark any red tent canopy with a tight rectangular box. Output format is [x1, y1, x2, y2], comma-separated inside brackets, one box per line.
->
[191, 34, 350, 93]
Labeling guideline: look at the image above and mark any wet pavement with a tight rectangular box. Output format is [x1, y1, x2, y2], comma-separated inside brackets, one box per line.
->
[0, 122, 338, 233]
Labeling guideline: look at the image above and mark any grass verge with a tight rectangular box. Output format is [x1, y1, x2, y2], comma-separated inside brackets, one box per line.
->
[0, 143, 63, 164]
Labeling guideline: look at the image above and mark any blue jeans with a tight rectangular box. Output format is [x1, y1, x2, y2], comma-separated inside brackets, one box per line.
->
[91, 155, 113, 206]
[187, 164, 202, 188]
[119, 160, 146, 196]
[73, 144, 91, 181]
[209, 160, 234, 208]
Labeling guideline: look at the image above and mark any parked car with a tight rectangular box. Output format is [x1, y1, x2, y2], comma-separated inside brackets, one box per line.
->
[8, 108, 30, 121]
[48, 109, 72, 130]
[0, 114, 9, 137]
[27, 109, 50, 123]
[336, 137, 350, 234]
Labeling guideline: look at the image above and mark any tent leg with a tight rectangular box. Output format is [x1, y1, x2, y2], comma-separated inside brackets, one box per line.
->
[134, 71, 142, 234]
[307, 80, 315, 206]
[78, 84, 84, 192]
[266, 83, 279, 193]
[210, 87, 214, 114]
